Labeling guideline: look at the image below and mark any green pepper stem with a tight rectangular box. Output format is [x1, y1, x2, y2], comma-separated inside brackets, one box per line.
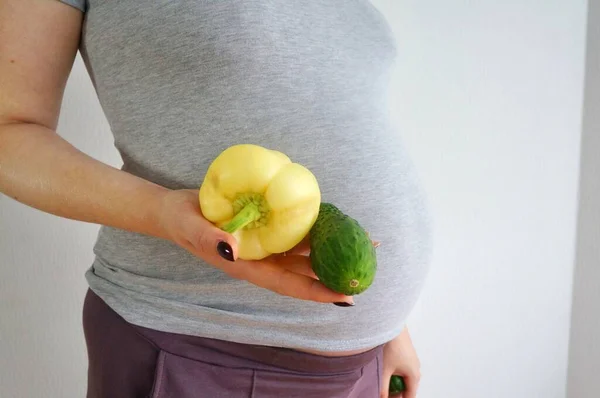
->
[222, 203, 262, 233]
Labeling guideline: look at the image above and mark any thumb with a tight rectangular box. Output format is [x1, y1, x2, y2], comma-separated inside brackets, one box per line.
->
[185, 214, 239, 262]
[380, 368, 393, 398]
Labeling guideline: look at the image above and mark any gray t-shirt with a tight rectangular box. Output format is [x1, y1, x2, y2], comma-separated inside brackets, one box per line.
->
[61, 0, 432, 352]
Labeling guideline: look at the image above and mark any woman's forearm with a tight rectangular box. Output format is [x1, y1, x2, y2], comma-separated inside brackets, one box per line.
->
[0, 122, 170, 239]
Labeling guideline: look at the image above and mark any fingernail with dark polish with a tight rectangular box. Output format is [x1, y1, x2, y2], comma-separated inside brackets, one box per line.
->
[334, 301, 355, 307]
[217, 241, 234, 261]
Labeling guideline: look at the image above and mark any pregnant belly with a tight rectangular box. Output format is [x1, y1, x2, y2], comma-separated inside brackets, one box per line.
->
[294, 345, 378, 357]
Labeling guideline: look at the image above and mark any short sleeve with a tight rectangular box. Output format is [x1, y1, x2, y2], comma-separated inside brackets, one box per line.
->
[59, 0, 87, 12]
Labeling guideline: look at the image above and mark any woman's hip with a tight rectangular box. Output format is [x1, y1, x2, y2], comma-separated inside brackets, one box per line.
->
[82, 288, 383, 398]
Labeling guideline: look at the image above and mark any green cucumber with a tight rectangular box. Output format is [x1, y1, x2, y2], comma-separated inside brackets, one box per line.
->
[389, 375, 407, 395]
[309, 203, 377, 296]
[309, 203, 402, 392]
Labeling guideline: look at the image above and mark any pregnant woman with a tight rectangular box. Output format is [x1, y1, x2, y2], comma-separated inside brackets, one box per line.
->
[0, 1, 432, 397]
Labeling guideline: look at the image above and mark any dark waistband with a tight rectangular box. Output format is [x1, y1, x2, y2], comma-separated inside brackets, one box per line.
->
[137, 323, 383, 375]
[88, 289, 382, 375]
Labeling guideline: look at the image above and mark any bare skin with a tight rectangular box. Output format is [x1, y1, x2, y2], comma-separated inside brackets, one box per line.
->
[380, 327, 422, 398]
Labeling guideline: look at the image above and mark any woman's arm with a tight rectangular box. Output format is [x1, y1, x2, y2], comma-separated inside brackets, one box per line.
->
[0, 0, 353, 305]
[0, 0, 169, 239]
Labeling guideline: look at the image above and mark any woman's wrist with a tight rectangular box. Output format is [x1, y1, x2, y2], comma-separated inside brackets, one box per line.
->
[129, 181, 173, 240]
[0, 121, 174, 239]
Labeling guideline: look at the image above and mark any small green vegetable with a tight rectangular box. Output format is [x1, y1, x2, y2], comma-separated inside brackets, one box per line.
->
[389, 375, 407, 395]
[309, 203, 377, 296]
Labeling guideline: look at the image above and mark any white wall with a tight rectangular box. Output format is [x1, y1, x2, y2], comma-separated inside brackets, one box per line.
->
[0, 1, 587, 397]
[567, 0, 600, 396]
[373, 0, 586, 397]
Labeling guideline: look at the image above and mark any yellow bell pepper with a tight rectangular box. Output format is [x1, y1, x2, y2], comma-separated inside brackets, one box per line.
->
[199, 144, 321, 260]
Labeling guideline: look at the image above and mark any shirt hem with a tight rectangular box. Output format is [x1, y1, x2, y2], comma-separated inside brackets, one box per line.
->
[85, 269, 406, 353]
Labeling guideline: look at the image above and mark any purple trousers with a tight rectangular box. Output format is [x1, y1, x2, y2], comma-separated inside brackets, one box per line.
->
[83, 289, 383, 398]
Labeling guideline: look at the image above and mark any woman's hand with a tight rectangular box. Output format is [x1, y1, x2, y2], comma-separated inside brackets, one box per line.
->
[381, 327, 422, 398]
[0, 0, 354, 307]
[157, 189, 355, 305]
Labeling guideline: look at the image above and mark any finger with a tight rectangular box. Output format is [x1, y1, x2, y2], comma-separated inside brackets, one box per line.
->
[238, 259, 353, 304]
[365, 230, 381, 247]
[271, 254, 319, 279]
[184, 212, 239, 261]
[403, 376, 419, 398]
[380, 368, 393, 398]
[283, 236, 311, 256]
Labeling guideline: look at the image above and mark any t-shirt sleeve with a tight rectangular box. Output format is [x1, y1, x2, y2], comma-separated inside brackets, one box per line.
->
[59, 0, 87, 12]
